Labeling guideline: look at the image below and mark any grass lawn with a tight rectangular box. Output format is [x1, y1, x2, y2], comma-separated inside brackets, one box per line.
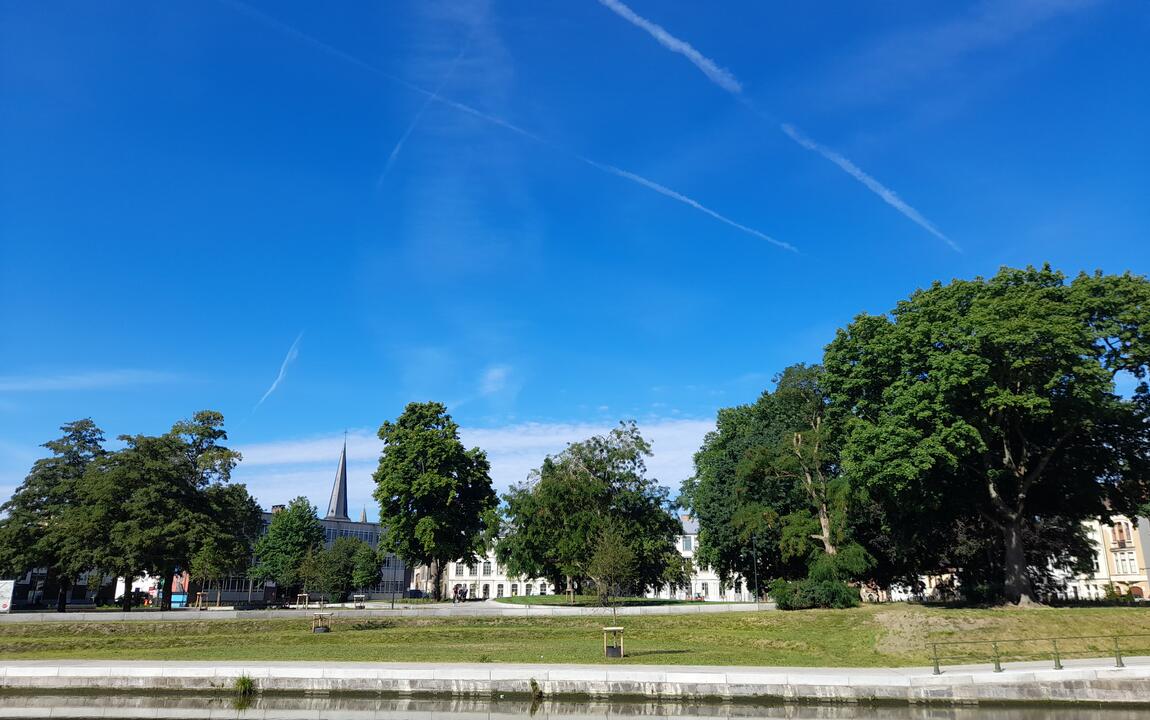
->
[3, 604, 1149, 668]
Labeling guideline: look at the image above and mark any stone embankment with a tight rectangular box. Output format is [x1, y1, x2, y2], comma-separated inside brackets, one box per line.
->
[2, 658, 1148, 705]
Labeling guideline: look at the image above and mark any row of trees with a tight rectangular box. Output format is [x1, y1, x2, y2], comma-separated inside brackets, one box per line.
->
[683, 266, 1150, 605]
[0, 412, 262, 611]
[251, 496, 386, 602]
[371, 404, 689, 603]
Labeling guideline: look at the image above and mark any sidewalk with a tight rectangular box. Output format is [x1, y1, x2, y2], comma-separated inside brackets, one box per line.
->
[0, 600, 775, 623]
[2, 655, 1148, 704]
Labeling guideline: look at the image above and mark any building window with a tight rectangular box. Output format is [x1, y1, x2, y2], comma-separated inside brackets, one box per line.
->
[483, 584, 490, 598]
[539, 583, 547, 595]
[701, 582, 708, 598]
[511, 583, 518, 596]
[496, 584, 504, 598]
[469, 564, 477, 576]
[525, 584, 533, 596]
[483, 561, 492, 575]
[682, 535, 692, 551]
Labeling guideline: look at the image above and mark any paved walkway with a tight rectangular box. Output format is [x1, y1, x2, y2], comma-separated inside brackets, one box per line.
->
[0, 600, 774, 623]
[2, 656, 1147, 704]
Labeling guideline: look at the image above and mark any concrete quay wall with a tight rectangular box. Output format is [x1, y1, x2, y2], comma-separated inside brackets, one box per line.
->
[2, 660, 1149, 706]
[0, 602, 774, 624]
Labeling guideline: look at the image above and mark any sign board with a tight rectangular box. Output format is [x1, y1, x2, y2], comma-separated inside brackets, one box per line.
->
[0, 579, 14, 613]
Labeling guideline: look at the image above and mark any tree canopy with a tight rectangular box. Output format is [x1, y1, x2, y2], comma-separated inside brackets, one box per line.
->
[823, 266, 1150, 603]
[251, 496, 324, 598]
[2, 412, 258, 611]
[0, 419, 106, 611]
[373, 402, 496, 600]
[498, 422, 681, 599]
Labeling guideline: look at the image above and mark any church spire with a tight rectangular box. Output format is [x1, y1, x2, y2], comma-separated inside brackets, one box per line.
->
[325, 436, 350, 521]
[359, 507, 367, 523]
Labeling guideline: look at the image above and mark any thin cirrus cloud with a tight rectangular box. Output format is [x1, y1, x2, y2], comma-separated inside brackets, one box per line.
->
[596, 0, 958, 251]
[0, 369, 178, 392]
[232, 418, 714, 512]
[221, 0, 794, 254]
[377, 38, 473, 187]
[253, 332, 304, 411]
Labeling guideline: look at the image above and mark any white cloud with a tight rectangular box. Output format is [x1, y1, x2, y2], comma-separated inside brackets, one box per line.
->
[231, 417, 714, 514]
[479, 365, 511, 396]
[822, 0, 1102, 106]
[0, 370, 178, 392]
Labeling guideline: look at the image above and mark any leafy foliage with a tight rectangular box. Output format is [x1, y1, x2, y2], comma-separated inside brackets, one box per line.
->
[373, 402, 496, 600]
[498, 422, 681, 597]
[824, 266, 1150, 603]
[251, 496, 324, 597]
[0, 420, 106, 611]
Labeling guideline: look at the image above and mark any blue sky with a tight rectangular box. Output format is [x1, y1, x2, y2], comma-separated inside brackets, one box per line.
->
[2, 0, 1148, 518]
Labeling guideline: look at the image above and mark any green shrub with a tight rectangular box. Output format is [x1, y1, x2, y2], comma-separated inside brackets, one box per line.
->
[233, 674, 255, 698]
[770, 578, 859, 610]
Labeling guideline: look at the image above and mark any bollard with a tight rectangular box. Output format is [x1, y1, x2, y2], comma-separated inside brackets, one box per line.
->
[992, 642, 1003, 673]
[931, 643, 941, 675]
[1113, 637, 1125, 668]
[1052, 639, 1062, 670]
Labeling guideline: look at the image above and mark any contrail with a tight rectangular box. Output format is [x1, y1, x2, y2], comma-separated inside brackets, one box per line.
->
[781, 125, 960, 251]
[254, 332, 303, 411]
[378, 39, 473, 186]
[220, 0, 792, 252]
[595, 0, 956, 250]
[577, 156, 795, 252]
[597, 0, 741, 93]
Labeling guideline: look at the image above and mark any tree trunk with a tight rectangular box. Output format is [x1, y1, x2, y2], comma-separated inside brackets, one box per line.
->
[121, 577, 133, 612]
[431, 560, 444, 601]
[55, 576, 70, 613]
[817, 503, 838, 555]
[159, 563, 175, 611]
[1002, 518, 1037, 605]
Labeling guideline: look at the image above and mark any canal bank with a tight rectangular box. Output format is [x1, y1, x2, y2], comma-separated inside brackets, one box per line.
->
[2, 657, 1148, 706]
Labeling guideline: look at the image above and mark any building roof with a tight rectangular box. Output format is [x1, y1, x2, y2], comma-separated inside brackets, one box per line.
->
[680, 515, 699, 534]
[325, 441, 350, 521]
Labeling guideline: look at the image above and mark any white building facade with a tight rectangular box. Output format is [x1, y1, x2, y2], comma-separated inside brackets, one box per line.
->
[420, 515, 755, 602]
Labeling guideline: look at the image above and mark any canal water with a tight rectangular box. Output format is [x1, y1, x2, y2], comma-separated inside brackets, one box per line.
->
[0, 695, 1145, 719]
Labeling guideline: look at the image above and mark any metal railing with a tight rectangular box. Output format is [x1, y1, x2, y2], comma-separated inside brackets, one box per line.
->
[928, 633, 1150, 675]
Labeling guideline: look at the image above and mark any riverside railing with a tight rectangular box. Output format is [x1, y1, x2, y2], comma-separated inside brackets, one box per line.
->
[928, 633, 1150, 674]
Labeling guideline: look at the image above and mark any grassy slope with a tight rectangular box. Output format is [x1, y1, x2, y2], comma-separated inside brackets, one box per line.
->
[2, 605, 1148, 667]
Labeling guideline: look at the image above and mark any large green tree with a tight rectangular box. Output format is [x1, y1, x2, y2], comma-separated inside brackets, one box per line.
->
[498, 422, 681, 600]
[250, 496, 324, 600]
[823, 266, 1150, 604]
[0, 420, 106, 611]
[373, 402, 496, 600]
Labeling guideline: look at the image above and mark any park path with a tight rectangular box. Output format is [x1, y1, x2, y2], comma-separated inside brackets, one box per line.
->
[0, 600, 775, 623]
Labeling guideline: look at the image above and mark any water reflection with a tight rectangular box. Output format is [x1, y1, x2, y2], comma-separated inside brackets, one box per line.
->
[0, 694, 1144, 719]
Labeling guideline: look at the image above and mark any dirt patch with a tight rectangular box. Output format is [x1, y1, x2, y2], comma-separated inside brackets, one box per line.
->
[871, 606, 994, 657]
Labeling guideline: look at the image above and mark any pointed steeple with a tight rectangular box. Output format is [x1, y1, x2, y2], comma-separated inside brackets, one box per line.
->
[359, 507, 367, 523]
[325, 437, 350, 520]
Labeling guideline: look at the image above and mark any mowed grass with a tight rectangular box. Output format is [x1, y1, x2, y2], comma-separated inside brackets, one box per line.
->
[2, 605, 1148, 667]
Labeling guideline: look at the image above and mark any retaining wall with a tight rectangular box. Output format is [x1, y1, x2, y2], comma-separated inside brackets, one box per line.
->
[2, 659, 1148, 705]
